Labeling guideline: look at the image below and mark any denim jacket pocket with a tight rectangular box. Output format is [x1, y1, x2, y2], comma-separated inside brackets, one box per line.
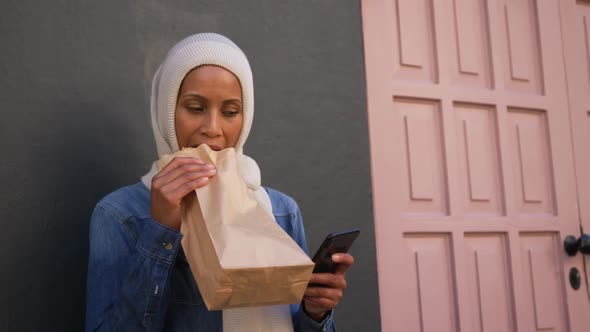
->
[169, 259, 204, 306]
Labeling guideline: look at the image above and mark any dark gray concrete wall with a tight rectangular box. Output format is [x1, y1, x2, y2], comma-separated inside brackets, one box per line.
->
[0, 1, 380, 331]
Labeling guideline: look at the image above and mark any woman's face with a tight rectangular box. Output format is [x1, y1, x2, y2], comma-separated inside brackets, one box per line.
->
[175, 65, 243, 151]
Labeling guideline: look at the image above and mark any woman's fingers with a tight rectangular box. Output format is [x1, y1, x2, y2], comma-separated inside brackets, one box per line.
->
[302, 282, 344, 318]
[302, 255, 354, 320]
[160, 167, 216, 200]
[150, 156, 216, 230]
[153, 157, 209, 186]
[153, 157, 216, 201]
[155, 156, 204, 175]
[304, 285, 344, 300]
[308, 273, 347, 289]
[303, 297, 338, 309]
[332, 253, 354, 275]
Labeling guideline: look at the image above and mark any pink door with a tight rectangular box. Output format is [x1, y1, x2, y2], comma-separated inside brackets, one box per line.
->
[561, 0, 590, 327]
[562, 2, 590, 249]
[361, 0, 590, 331]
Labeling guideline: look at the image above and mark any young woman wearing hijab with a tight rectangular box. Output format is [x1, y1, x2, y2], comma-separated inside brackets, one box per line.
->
[85, 33, 354, 331]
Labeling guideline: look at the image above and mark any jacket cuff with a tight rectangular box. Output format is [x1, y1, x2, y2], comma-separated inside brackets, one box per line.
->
[136, 216, 182, 264]
[295, 306, 335, 332]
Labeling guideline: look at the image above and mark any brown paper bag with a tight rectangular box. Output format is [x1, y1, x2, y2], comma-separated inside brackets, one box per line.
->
[157, 145, 314, 310]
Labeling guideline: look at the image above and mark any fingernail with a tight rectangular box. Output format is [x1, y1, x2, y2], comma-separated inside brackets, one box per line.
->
[208, 168, 216, 173]
[332, 254, 341, 260]
[206, 164, 215, 169]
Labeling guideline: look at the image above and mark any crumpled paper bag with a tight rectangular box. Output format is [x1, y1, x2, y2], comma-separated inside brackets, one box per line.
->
[157, 145, 314, 310]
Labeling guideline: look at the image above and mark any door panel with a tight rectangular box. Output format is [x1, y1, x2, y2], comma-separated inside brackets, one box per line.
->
[403, 234, 458, 331]
[463, 233, 514, 332]
[362, 0, 589, 330]
[507, 108, 556, 215]
[519, 233, 567, 331]
[454, 103, 504, 216]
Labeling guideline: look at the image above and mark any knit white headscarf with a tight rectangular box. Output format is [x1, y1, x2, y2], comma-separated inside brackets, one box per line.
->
[141, 33, 292, 332]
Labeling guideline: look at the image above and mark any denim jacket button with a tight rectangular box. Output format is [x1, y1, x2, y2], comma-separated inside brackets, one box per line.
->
[164, 242, 173, 250]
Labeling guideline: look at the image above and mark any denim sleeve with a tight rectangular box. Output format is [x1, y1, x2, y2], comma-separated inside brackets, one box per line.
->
[287, 205, 336, 332]
[85, 204, 182, 332]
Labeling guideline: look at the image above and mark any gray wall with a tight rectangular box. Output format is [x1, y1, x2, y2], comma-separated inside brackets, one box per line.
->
[0, 1, 380, 331]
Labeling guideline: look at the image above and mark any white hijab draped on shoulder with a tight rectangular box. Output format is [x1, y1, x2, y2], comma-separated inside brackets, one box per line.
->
[141, 33, 291, 332]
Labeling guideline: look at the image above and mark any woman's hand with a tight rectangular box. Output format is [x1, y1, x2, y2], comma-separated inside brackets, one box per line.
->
[151, 157, 216, 230]
[302, 253, 355, 322]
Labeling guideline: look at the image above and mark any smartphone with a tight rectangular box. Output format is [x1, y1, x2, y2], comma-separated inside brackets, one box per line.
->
[311, 228, 360, 273]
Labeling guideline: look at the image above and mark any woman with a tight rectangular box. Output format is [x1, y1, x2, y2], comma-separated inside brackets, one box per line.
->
[85, 33, 354, 331]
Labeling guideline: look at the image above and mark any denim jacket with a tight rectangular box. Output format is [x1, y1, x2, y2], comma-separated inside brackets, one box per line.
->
[85, 182, 335, 331]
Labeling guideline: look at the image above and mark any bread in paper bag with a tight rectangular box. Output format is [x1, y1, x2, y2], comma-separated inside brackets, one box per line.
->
[157, 145, 314, 310]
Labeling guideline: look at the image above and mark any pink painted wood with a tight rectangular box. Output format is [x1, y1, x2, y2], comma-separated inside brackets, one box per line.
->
[361, 0, 590, 330]
[560, 0, 590, 330]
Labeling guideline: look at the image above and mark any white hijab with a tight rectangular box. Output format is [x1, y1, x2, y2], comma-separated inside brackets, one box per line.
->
[141, 33, 292, 332]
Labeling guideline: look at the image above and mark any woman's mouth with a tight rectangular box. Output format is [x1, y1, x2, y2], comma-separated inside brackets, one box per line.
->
[193, 144, 223, 151]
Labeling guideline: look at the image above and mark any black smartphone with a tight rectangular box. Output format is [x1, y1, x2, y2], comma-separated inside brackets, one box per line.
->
[311, 228, 360, 273]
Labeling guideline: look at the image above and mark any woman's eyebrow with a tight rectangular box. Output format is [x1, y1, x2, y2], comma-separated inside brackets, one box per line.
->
[180, 94, 241, 105]
[180, 93, 207, 101]
[223, 98, 242, 105]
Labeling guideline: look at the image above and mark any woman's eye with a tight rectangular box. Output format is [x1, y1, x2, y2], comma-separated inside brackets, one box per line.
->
[223, 110, 239, 117]
[187, 106, 204, 113]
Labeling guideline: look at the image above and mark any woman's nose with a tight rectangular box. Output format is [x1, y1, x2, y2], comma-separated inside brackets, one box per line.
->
[201, 111, 222, 137]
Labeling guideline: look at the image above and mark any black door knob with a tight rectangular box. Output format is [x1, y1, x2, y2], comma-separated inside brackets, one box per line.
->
[564, 234, 590, 256]
[581, 234, 590, 255]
